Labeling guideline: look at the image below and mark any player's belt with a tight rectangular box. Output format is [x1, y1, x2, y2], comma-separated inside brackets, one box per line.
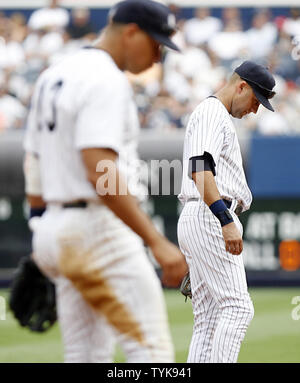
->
[186, 198, 243, 216]
[62, 200, 88, 208]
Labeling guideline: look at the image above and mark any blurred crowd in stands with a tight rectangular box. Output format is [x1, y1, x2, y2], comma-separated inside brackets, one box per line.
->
[0, 0, 300, 136]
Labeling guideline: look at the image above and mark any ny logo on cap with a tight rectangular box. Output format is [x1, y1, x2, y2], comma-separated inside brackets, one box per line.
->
[167, 14, 176, 30]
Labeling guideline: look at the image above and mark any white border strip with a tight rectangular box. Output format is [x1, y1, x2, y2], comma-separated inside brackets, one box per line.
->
[0, 0, 299, 9]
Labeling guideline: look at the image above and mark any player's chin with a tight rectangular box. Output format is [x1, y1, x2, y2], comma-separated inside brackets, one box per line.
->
[234, 113, 245, 119]
[129, 62, 153, 75]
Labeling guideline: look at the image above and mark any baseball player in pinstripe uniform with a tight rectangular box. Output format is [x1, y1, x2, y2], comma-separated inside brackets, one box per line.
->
[23, 0, 187, 363]
[177, 61, 276, 363]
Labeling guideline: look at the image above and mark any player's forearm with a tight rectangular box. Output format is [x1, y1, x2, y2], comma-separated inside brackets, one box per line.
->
[91, 170, 162, 246]
[192, 170, 242, 254]
[192, 170, 221, 206]
[101, 191, 163, 247]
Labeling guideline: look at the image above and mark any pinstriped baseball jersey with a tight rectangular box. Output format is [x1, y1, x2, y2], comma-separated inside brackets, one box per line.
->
[178, 96, 252, 212]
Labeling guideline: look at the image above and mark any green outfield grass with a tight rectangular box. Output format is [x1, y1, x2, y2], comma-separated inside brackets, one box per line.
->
[0, 287, 299, 363]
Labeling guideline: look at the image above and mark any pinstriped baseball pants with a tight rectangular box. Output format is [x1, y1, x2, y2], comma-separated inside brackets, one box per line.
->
[31, 203, 174, 363]
[177, 200, 254, 363]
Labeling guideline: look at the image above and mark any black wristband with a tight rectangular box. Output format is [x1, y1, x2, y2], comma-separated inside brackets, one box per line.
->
[209, 200, 234, 227]
[215, 209, 234, 227]
[30, 207, 45, 219]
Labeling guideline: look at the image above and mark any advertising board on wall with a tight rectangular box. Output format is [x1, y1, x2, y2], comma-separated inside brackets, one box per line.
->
[0, 132, 300, 286]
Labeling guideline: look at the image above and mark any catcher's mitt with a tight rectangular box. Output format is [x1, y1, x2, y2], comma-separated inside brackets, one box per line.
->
[9, 256, 57, 332]
[180, 272, 192, 302]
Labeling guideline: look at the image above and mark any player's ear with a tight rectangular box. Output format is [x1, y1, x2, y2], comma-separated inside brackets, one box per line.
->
[123, 23, 140, 43]
[237, 81, 247, 94]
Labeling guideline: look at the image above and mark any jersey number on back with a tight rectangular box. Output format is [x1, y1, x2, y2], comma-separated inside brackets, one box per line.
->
[37, 80, 64, 132]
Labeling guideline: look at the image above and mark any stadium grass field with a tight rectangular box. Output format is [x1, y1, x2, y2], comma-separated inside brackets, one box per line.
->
[0, 287, 299, 363]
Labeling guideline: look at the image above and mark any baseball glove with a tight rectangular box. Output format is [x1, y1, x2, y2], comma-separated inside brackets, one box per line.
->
[180, 272, 192, 302]
[9, 256, 57, 332]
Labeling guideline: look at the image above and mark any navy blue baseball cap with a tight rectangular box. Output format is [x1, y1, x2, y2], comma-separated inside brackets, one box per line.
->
[108, 0, 180, 51]
[234, 60, 276, 112]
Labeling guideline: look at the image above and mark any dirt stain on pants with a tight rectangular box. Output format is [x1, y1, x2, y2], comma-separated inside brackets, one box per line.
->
[58, 243, 146, 346]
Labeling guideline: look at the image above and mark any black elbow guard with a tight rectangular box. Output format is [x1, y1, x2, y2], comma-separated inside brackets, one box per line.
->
[188, 151, 216, 178]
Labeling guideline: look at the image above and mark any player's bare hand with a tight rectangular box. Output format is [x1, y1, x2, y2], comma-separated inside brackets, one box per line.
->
[222, 222, 243, 255]
[150, 238, 188, 287]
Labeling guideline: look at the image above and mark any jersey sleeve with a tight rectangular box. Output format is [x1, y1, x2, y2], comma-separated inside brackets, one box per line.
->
[74, 77, 127, 153]
[188, 102, 225, 168]
[23, 81, 41, 156]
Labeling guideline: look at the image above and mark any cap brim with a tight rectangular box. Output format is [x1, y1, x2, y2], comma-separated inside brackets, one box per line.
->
[148, 31, 180, 52]
[251, 83, 274, 112]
